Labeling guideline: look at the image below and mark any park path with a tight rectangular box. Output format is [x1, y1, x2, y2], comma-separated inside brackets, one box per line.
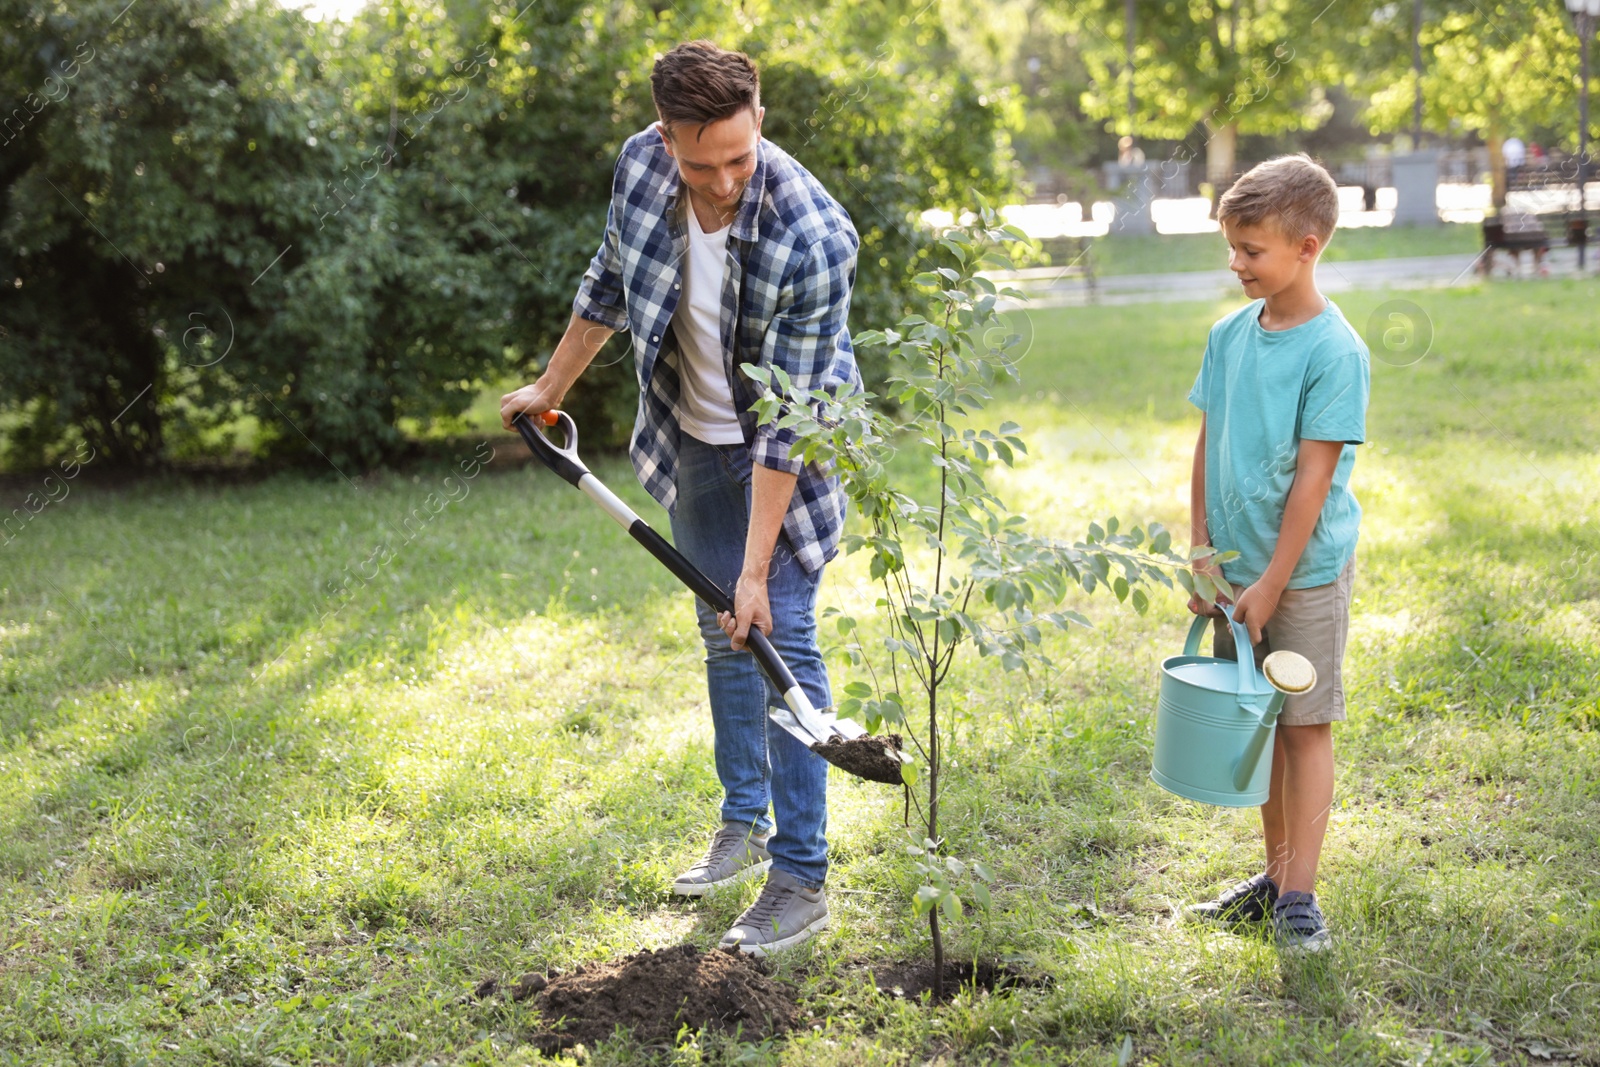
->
[995, 247, 1590, 308]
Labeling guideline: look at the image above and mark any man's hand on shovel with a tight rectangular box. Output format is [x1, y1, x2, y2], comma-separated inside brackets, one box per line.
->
[500, 380, 563, 431]
[719, 572, 773, 652]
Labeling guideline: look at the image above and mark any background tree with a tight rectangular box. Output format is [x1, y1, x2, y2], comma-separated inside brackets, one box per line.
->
[0, 0, 331, 467]
[0, 0, 1021, 469]
[1066, 0, 1339, 200]
[1338, 0, 1581, 208]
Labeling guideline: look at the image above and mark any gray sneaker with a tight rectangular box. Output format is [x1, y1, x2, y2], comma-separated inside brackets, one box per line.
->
[671, 822, 772, 897]
[718, 868, 829, 957]
[1273, 893, 1332, 953]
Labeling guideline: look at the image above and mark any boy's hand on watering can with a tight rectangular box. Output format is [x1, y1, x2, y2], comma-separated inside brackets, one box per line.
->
[719, 574, 773, 652]
[1230, 581, 1282, 645]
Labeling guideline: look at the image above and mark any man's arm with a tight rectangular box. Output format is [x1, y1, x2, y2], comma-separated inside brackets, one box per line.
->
[499, 313, 615, 429]
[719, 464, 798, 651]
[720, 230, 857, 649]
[1230, 438, 1343, 642]
[501, 183, 631, 428]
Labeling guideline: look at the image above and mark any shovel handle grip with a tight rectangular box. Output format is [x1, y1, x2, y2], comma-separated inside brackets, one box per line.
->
[512, 411, 587, 487]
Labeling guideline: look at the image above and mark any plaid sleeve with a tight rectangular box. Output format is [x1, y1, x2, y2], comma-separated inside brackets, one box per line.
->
[751, 228, 859, 475]
[571, 195, 630, 333]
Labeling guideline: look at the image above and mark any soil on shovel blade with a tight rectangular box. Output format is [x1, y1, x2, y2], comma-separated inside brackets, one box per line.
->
[515, 944, 799, 1054]
[811, 733, 906, 785]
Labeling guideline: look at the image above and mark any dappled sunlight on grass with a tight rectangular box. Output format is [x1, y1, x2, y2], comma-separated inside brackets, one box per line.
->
[3, 283, 1599, 1063]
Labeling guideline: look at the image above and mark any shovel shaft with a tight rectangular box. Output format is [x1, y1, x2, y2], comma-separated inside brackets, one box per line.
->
[511, 413, 801, 699]
[624, 522, 801, 697]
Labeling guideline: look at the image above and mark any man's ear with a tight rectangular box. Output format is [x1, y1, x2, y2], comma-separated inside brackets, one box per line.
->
[655, 120, 675, 157]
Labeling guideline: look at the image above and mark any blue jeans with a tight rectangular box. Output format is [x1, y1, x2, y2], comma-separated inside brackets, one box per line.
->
[669, 433, 831, 888]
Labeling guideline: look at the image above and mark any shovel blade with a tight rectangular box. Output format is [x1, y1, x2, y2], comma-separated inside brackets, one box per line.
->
[768, 684, 867, 747]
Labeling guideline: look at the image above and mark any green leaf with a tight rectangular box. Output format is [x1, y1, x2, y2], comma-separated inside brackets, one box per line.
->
[971, 882, 992, 909]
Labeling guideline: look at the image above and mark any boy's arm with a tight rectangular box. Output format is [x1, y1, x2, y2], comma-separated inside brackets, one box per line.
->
[1229, 438, 1344, 642]
[1188, 416, 1225, 617]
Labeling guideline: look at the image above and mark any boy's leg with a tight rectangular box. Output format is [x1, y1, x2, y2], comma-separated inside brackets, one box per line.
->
[1261, 727, 1288, 885]
[1269, 723, 1334, 893]
[1196, 559, 1350, 933]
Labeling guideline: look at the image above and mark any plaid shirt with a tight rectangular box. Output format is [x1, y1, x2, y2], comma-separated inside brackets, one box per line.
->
[572, 125, 861, 573]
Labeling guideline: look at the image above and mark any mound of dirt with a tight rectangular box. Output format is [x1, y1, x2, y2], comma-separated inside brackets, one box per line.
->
[523, 944, 799, 1054]
[811, 733, 906, 785]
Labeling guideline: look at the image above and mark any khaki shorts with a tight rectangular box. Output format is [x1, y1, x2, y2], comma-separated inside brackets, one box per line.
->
[1211, 556, 1355, 726]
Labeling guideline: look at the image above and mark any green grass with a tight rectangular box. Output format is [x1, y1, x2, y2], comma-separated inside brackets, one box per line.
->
[2, 280, 1597, 1065]
[1086, 223, 1483, 277]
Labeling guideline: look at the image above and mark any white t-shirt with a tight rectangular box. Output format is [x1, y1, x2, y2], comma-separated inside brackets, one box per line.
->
[671, 200, 744, 445]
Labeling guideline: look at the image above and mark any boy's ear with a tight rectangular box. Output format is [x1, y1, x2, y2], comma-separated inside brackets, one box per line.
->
[1298, 233, 1323, 261]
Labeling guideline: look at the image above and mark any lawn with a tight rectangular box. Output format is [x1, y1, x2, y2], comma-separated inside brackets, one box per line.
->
[1, 279, 1597, 1066]
[1086, 223, 1483, 277]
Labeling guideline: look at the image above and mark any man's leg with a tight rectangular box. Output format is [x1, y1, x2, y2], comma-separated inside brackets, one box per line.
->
[668, 434, 831, 887]
[670, 434, 776, 838]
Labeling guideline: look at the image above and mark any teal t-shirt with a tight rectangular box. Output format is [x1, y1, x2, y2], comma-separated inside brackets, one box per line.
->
[1188, 299, 1370, 589]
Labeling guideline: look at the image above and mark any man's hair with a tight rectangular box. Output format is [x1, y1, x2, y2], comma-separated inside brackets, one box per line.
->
[650, 41, 760, 141]
[1217, 154, 1340, 245]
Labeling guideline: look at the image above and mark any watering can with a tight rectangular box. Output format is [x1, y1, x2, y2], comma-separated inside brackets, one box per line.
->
[1151, 614, 1318, 807]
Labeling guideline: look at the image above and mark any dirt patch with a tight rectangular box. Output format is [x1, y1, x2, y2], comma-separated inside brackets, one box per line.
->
[811, 733, 906, 785]
[870, 959, 1048, 1003]
[507, 944, 799, 1054]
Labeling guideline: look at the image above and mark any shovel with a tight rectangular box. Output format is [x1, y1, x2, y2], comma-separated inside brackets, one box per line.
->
[512, 411, 898, 775]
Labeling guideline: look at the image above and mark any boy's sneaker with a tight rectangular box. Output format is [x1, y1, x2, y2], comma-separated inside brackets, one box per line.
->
[1185, 873, 1279, 928]
[1272, 892, 1332, 953]
[671, 823, 771, 897]
[718, 868, 829, 958]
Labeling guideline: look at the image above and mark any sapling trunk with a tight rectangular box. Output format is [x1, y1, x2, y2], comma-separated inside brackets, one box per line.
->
[742, 207, 1191, 1012]
[929, 676, 943, 1002]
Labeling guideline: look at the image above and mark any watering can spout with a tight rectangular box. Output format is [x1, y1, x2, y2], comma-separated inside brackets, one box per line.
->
[1230, 650, 1318, 793]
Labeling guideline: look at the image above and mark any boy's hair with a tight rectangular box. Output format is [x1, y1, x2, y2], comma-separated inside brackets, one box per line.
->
[1217, 154, 1340, 244]
[650, 41, 760, 141]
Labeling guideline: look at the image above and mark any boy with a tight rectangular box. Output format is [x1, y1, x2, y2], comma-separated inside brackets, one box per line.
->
[1184, 155, 1370, 952]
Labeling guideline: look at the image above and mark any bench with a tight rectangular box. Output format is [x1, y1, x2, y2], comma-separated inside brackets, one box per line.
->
[1480, 215, 1552, 276]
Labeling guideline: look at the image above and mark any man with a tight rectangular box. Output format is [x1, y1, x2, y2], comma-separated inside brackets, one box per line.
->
[499, 40, 860, 956]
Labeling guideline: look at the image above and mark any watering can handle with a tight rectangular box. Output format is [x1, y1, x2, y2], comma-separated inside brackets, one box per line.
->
[1181, 613, 1267, 698]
